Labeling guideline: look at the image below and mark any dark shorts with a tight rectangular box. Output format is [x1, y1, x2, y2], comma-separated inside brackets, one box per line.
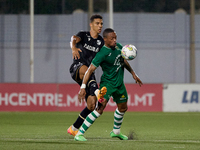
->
[70, 61, 98, 101]
[70, 61, 84, 86]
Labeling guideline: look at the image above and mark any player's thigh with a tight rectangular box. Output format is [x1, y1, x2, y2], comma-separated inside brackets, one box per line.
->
[99, 83, 116, 102]
[113, 84, 128, 104]
[69, 62, 85, 85]
[79, 65, 88, 80]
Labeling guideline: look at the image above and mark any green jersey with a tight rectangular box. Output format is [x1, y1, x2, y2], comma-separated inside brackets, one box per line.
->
[92, 43, 124, 87]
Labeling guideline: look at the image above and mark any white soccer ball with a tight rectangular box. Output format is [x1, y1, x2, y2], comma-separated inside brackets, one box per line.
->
[121, 44, 137, 60]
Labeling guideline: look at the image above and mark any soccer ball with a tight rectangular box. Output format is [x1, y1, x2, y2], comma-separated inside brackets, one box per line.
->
[121, 44, 137, 60]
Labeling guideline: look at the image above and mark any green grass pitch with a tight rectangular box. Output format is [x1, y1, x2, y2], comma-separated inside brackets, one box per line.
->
[0, 112, 200, 150]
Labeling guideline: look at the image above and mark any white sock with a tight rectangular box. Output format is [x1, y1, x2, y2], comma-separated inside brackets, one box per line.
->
[94, 89, 99, 97]
[113, 108, 125, 135]
[77, 110, 101, 136]
[113, 129, 120, 135]
[71, 125, 79, 131]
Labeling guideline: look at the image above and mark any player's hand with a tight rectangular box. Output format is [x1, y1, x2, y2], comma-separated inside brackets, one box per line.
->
[72, 48, 82, 59]
[78, 88, 86, 103]
[133, 74, 143, 87]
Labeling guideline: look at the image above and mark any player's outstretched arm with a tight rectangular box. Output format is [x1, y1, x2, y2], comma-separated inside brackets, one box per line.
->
[78, 64, 97, 102]
[124, 59, 143, 87]
[70, 35, 82, 59]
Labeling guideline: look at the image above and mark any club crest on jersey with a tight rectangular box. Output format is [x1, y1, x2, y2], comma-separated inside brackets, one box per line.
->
[86, 34, 91, 41]
[115, 46, 120, 50]
[97, 40, 101, 45]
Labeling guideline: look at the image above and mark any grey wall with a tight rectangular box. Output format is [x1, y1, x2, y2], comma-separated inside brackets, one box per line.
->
[0, 11, 199, 83]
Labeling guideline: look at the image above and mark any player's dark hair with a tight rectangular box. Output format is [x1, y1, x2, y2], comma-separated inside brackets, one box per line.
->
[103, 28, 115, 38]
[90, 14, 103, 22]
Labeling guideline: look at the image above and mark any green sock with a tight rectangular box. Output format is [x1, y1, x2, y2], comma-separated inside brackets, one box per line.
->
[113, 108, 125, 134]
[77, 110, 100, 135]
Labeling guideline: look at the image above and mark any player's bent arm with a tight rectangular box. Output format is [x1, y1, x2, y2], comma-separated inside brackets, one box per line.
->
[82, 64, 97, 86]
[70, 35, 82, 59]
[124, 59, 143, 86]
[124, 59, 135, 76]
[70, 35, 81, 47]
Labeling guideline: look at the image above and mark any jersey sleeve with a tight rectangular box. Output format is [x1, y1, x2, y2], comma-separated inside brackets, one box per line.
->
[76, 31, 85, 40]
[91, 49, 106, 68]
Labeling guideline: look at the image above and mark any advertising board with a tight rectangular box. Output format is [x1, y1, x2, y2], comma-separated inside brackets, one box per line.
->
[163, 84, 200, 112]
[0, 83, 163, 112]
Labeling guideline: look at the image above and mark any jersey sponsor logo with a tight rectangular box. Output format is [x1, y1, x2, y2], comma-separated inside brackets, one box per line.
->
[83, 43, 99, 52]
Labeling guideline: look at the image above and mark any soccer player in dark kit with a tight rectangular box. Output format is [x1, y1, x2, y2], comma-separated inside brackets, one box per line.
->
[68, 14, 107, 136]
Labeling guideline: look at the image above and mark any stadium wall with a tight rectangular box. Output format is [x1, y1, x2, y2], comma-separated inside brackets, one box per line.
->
[0, 83, 200, 112]
[0, 12, 200, 83]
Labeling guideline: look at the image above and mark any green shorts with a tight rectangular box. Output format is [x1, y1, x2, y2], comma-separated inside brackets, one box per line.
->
[100, 83, 128, 104]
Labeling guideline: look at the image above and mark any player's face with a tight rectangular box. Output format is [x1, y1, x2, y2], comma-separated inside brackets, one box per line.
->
[104, 32, 117, 48]
[90, 18, 103, 34]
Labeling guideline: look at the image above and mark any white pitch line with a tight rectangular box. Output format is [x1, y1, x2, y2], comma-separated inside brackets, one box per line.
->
[1, 138, 200, 143]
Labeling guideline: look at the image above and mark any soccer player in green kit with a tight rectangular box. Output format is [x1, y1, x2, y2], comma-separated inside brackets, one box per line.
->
[74, 28, 143, 141]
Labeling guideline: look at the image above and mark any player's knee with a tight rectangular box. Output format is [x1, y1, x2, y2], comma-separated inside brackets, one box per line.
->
[96, 100, 107, 115]
[87, 103, 95, 111]
[118, 104, 128, 113]
[87, 97, 96, 111]
[118, 107, 128, 113]
[88, 80, 98, 94]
